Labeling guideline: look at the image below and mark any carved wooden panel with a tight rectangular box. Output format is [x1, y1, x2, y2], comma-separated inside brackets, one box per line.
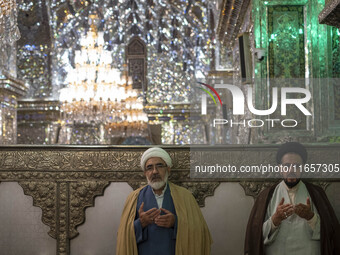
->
[0, 146, 220, 254]
[0, 145, 339, 255]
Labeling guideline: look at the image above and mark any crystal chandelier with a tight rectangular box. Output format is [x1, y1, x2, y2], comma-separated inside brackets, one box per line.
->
[59, 17, 148, 144]
[0, 0, 20, 45]
[50, 0, 216, 144]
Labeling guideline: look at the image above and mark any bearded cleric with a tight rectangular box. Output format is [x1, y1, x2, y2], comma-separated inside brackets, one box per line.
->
[245, 142, 340, 255]
[116, 147, 212, 255]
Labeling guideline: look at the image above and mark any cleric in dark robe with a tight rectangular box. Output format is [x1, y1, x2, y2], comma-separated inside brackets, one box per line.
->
[245, 142, 340, 255]
[116, 147, 212, 255]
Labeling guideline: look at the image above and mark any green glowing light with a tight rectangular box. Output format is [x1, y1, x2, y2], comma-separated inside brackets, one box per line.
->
[264, 1, 268, 5]
[299, 28, 303, 34]
[337, 29, 340, 36]
[271, 34, 275, 40]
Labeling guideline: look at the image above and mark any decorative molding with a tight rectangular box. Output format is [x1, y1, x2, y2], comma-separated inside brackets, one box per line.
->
[217, 0, 251, 46]
[239, 181, 276, 198]
[17, 99, 60, 122]
[0, 145, 339, 255]
[0, 150, 192, 173]
[18, 180, 110, 255]
[319, 0, 340, 28]
[0, 74, 27, 97]
[57, 182, 68, 255]
[179, 182, 220, 207]
[127, 180, 145, 191]
[69, 181, 110, 239]
[19, 181, 58, 238]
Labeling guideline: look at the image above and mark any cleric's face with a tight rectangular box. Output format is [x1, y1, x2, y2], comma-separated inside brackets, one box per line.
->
[280, 153, 303, 186]
[144, 157, 170, 190]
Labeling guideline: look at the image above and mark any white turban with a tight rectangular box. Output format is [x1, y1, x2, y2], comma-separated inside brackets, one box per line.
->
[140, 147, 173, 171]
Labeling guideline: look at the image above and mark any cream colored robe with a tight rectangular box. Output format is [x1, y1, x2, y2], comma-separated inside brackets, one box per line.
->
[116, 182, 212, 255]
[263, 181, 321, 255]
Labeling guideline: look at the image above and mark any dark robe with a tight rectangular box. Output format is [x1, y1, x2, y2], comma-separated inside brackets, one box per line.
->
[134, 185, 177, 255]
[244, 181, 340, 255]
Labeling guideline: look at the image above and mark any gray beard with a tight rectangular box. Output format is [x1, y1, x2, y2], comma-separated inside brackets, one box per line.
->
[148, 171, 168, 190]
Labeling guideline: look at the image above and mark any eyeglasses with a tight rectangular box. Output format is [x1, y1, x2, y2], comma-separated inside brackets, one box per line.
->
[145, 163, 167, 172]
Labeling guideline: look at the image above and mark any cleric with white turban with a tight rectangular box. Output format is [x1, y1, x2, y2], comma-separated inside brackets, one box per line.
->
[140, 147, 173, 171]
[117, 147, 212, 255]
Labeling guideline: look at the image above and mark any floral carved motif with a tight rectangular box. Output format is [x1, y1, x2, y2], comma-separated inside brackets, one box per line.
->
[18, 181, 57, 238]
[69, 181, 110, 238]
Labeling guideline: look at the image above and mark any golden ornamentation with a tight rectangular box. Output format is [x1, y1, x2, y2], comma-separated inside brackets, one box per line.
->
[239, 181, 276, 198]
[69, 181, 110, 238]
[18, 181, 57, 237]
[0, 145, 338, 255]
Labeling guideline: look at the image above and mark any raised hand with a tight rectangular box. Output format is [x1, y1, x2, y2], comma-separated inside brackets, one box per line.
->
[272, 198, 294, 226]
[154, 208, 175, 228]
[294, 197, 314, 220]
[138, 202, 161, 228]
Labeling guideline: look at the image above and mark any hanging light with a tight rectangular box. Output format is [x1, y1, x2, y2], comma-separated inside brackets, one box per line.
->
[59, 15, 147, 144]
